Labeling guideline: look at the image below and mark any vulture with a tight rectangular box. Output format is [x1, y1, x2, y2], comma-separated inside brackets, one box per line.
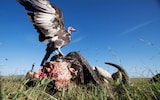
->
[17, 0, 76, 66]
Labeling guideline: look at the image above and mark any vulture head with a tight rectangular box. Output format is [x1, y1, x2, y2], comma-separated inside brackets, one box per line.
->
[67, 26, 76, 33]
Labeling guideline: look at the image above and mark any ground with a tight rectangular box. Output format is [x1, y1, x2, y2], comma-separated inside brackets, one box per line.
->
[1, 76, 160, 100]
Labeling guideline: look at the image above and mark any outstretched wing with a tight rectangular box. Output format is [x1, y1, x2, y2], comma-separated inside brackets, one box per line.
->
[17, 0, 64, 42]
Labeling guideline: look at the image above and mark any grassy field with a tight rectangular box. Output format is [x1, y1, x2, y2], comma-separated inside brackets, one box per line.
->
[1, 76, 160, 100]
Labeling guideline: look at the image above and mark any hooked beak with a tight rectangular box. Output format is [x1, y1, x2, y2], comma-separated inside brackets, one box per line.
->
[71, 28, 76, 32]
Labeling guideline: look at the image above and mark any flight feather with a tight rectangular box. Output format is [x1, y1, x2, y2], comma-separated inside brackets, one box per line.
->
[17, 0, 64, 42]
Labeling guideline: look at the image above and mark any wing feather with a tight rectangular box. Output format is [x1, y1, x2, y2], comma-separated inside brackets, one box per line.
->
[17, 0, 64, 42]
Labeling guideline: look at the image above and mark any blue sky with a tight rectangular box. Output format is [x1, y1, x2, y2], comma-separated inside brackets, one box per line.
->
[0, 0, 160, 77]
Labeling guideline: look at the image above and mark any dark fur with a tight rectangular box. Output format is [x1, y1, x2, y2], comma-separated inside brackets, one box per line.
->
[150, 73, 160, 83]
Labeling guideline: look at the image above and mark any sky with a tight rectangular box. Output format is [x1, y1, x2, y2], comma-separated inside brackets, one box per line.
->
[0, 0, 160, 77]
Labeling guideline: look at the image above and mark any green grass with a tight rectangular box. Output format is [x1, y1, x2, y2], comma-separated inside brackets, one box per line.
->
[1, 76, 160, 100]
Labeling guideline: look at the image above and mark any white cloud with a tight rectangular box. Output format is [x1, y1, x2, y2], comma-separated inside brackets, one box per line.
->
[121, 20, 154, 35]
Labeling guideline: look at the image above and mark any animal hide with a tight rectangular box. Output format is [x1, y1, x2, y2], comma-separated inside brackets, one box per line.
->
[32, 52, 103, 90]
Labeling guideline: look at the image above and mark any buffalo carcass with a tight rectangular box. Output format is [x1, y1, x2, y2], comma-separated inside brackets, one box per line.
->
[92, 66, 113, 83]
[93, 63, 129, 85]
[25, 52, 104, 90]
[150, 73, 160, 83]
[25, 51, 129, 94]
[105, 62, 129, 85]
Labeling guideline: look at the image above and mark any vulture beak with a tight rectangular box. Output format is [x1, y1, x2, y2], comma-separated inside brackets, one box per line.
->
[71, 27, 76, 32]
[68, 26, 76, 33]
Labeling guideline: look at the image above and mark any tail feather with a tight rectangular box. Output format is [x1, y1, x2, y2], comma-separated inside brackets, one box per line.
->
[41, 42, 55, 66]
[41, 52, 50, 66]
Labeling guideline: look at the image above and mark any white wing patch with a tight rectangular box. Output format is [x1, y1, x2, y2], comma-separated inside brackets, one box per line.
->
[34, 12, 60, 37]
[51, 36, 58, 41]
[19, 0, 64, 41]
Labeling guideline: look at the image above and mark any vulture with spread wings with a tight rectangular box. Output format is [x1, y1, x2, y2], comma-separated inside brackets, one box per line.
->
[17, 0, 76, 66]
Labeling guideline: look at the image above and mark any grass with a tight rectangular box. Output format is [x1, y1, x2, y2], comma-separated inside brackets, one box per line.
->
[1, 76, 160, 100]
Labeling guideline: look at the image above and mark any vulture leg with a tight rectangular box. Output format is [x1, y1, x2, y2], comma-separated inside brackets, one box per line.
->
[57, 47, 64, 56]
[55, 50, 59, 55]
